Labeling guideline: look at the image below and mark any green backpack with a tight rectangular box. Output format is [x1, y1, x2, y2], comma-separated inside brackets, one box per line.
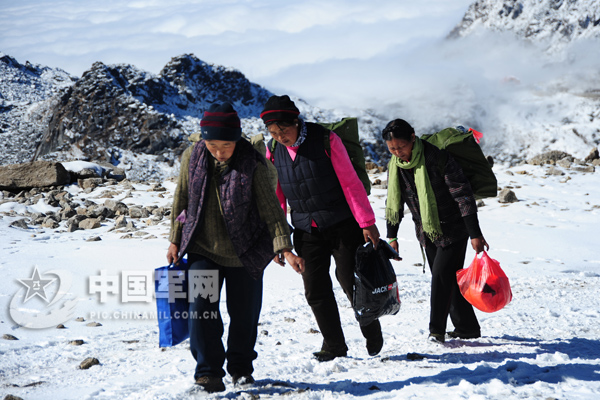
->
[421, 127, 497, 199]
[269, 117, 371, 195]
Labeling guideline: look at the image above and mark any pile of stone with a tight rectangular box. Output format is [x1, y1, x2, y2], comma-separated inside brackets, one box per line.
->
[0, 161, 171, 238]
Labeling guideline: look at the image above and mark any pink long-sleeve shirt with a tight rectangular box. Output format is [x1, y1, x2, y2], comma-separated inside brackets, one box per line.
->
[266, 131, 376, 229]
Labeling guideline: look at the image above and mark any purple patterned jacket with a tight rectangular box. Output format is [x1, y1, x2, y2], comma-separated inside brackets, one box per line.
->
[179, 139, 273, 279]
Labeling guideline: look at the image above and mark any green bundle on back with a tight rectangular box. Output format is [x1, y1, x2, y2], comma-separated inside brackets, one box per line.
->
[269, 117, 371, 196]
[318, 118, 371, 196]
[421, 127, 497, 199]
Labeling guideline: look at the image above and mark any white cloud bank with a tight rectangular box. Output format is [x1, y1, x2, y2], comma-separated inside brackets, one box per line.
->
[1, 0, 599, 159]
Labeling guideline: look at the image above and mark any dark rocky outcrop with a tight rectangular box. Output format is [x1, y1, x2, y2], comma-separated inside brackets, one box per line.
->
[32, 54, 273, 163]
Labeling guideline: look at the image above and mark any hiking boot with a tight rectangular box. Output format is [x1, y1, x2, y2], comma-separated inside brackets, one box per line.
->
[366, 336, 384, 356]
[447, 330, 481, 339]
[232, 374, 255, 386]
[195, 376, 225, 393]
[428, 333, 445, 344]
[312, 350, 347, 362]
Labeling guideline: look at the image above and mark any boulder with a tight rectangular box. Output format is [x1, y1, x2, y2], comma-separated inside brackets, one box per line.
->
[0, 161, 70, 190]
[79, 218, 101, 230]
[498, 188, 518, 203]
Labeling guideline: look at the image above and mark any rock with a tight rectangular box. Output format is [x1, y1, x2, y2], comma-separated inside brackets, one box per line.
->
[79, 218, 101, 230]
[584, 147, 599, 162]
[4, 394, 25, 400]
[86, 236, 102, 242]
[69, 339, 85, 346]
[527, 151, 572, 165]
[9, 219, 29, 229]
[73, 168, 102, 180]
[105, 167, 126, 181]
[89, 205, 115, 219]
[41, 216, 59, 229]
[571, 165, 595, 173]
[3, 334, 19, 340]
[67, 214, 87, 227]
[498, 188, 518, 203]
[0, 161, 71, 190]
[78, 178, 103, 190]
[78, 357, 100, 370]
[545, 166, 564, 176]
[86, 322, 102, 327]
[149, 183, 166, 192]
[128, 206, 149, 218]
[114, 215, 128, 229]
[75, 317, 85, 322]
[556, 158, 572, 168]
[104, 199, 129, 214]
[56, 324, 66, 329]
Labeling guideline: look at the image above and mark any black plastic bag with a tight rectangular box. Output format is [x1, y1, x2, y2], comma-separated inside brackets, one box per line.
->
[353, 240, 401, 326]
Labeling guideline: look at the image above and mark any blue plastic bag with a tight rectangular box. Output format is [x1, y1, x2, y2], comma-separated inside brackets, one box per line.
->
[155, 259, 189, 347]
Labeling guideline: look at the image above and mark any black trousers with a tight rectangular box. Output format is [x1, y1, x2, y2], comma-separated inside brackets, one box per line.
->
[424, 237, 480, 335]
[294, 218, 381, 354]
[187, 254, 263, 379]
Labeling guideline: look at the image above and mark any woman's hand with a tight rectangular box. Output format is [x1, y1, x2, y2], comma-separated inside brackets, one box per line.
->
[388, 239, 402, 261]
[362, 224, 380, 249]
[167, 243, 180, 264]
[274, 249, 305, 274]
[471, 237, 489, 254]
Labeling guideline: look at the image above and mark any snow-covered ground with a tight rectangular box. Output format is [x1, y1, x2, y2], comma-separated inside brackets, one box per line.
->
[1, 159, 599, 399]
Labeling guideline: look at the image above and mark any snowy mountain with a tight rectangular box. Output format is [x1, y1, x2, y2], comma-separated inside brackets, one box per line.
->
[1, 0, 599, 177]
[0, 53, 76, 165]
[0, 52, 385, 178]
[448, 0, 600, 51]
[31, 54, 276, 165]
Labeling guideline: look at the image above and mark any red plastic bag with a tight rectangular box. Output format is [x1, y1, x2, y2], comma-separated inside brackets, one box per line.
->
[456, 251, 512, 313]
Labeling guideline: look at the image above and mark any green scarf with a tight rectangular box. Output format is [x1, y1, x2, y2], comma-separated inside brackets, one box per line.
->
[386, 137, 442, 240]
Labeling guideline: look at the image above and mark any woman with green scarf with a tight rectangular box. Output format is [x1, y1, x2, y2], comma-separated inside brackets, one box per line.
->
[383, 119, 488, 344]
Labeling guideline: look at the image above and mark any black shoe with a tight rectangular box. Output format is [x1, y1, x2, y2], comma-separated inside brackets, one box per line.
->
[312, 350, 347, 362]
[447, 330, 481, 339]
[195, 376, 226, 393]
[366, 336, 384, 356]
[232, 374, 255, 386]
[428, 333, 445, 344]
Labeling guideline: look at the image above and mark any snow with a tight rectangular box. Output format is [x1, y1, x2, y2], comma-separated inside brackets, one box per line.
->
[1, 161, 599, 399]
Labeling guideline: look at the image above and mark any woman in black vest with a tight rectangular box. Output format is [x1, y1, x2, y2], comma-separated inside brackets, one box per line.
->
[383, 118, 488, 344]
[262, 95, 383, 362]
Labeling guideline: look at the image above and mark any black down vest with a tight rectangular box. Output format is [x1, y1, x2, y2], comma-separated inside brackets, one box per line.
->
[272, 123, 353, 233]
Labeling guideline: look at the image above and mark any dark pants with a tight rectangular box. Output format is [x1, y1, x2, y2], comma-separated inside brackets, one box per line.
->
[424, 237, 480, 335]
[187, 253, 263, 380]
[294, 218, 382, 354]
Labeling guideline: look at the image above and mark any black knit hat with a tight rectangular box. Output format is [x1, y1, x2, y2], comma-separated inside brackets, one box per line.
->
[200, 103, 242, 141]
[260, 95, 300, 125]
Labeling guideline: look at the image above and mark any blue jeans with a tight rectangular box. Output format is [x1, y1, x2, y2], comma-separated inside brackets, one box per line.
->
[187, 253, 263, 379]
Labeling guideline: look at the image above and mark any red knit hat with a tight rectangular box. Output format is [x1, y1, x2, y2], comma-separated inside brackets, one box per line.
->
[200, 103, 242, 141]
[260, 95, 300, 125]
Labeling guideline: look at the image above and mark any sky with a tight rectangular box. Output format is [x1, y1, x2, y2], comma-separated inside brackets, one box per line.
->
[1, 0, 599, 160]
[0, 0, 474, 109]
